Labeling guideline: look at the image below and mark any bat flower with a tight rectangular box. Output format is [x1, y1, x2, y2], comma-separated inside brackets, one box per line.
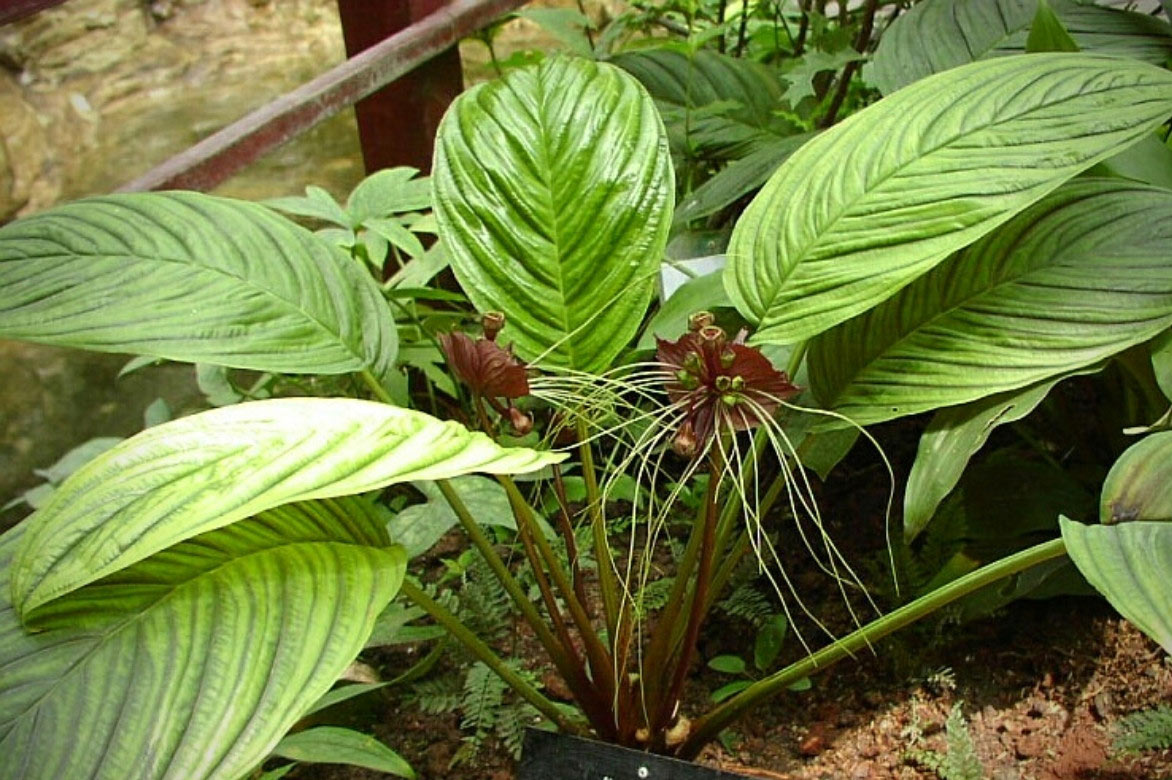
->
[656, 320, 799, 457]
[437, 329, 530, 400]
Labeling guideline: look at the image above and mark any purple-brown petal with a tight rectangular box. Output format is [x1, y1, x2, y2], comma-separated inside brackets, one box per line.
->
[438, 331, 530, 399]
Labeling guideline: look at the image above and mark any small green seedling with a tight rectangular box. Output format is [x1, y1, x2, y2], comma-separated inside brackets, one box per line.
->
[707, 615, 811, 703]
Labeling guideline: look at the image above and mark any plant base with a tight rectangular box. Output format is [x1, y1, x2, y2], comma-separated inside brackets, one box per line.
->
[518, 729, 751, 779]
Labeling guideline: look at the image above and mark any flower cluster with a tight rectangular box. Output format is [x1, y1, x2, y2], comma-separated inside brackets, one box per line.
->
[656, 314, 800, 457]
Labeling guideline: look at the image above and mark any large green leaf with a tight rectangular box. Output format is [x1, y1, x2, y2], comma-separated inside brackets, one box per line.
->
[808, 179, 1172, 424]
[0, 498, 405, 780]
[1153, 329, 1172, 400]
[11, 397, 564, 615]
[1090, 132, 1172, 191]
[0, 192, 397, 382]
[432, 57, 673, 372]
[904, 365, 1101, 541]
[870, 0, 1172, 96]
[1062, 518, 1172, 654]
[727, 54, 1172, 346]
[612, 47, 792, 159]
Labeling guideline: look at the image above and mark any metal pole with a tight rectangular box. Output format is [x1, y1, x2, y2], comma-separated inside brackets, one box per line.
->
[337, 0, 465, 174]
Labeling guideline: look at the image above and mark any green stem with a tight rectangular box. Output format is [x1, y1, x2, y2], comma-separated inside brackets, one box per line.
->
[360, 369, 395, 404]
[676, 537, 1068, 758]
[385, 637, 448, 688]
[577, 418, 621, 638]
[785, 341, 807, 379]
[399, 579, 584, 736]
[435, 479, 570, 673]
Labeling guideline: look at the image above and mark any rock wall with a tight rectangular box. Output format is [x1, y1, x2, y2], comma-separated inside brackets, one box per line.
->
[0, 0, 365, 214]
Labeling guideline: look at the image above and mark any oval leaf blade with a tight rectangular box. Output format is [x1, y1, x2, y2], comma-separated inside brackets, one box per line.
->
[0, 192, 396, 380]
[727, 54, 1172, 345]
[809, 179, 1172, 424]
[432, 56, 673, 372]
[870, 0, 1172, 95]
[0, 500, 406, 780]
[271, 727, 415, 778]
[613, 47, 790, 159]
[903, 364, 1104, 541]
[12, 397, 564, 614]
[1062, 518, 1172, 654]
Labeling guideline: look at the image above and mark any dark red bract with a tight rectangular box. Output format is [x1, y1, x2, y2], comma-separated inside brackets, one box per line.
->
[438, 331, 530, 399]
[656, 324, 799, 455]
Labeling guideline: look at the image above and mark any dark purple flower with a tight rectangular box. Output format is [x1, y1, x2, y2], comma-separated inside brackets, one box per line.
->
[656, 321, 799, 455]
[438, 330, 530, 400]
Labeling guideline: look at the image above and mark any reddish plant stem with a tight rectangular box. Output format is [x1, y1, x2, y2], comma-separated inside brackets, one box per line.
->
[551, 464, 592, 618]
[652, 457, 722, 737]
[639, 486, 708, 715]
[511, 495, 617, 739]
[794, 0, 811, 55]
[500, 477, 619, 726]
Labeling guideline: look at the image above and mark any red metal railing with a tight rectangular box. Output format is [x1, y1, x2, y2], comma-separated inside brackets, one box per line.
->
[120, 0, 527, 191]
[0, 0, 69, 25]
[1, 0, 527, 191]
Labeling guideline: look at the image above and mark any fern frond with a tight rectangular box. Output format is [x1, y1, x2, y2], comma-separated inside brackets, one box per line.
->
[906, 703, 984, 780]
[457, 556, 512, 641]
[717, 582, 773, 628]
[460, 661, 506, 747]
[941, 704, 983, 780]
[410, 674, 462, 714]
[496, 701, 542, 758]
[635, 576, 676, 617]
[1114, 705, 1172, 754]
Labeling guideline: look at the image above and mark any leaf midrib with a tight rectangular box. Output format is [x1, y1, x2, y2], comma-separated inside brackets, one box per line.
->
[532, 64, 578, 368]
